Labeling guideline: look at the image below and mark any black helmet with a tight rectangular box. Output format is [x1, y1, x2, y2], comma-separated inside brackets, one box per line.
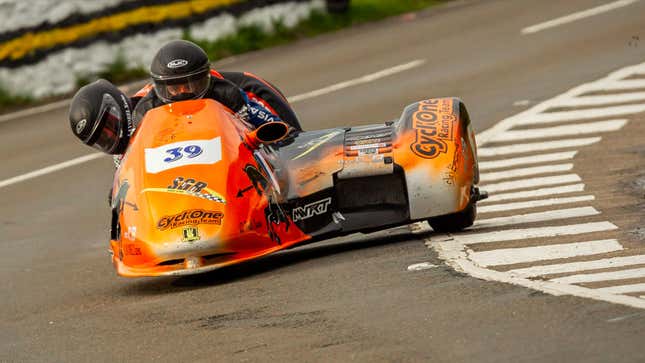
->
[150, 40, 211, 103]
[69, 79, 133, 155]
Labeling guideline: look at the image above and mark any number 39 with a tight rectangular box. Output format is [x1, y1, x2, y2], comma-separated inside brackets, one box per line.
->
[163, 145, 203, 163]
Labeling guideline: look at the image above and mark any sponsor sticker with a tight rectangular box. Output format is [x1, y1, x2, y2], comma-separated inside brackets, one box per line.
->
[168, 177, 208, 193]
[144, 137, 221, 174]
[346, 132, 391, 142]
[181, 226, 200, 242]
[75, 118, 87, 134]
[157, 209, 223, 231]
[410, 99, 455, 159]
[356, 148, 377, 155]
[348, 143, 387, 150]
[292, 197, 332, 222]
[124, 244, 141, 256]
[124, 226, 137, 241]
[167, 59, 188, 68]
[247, 100, 280, 125]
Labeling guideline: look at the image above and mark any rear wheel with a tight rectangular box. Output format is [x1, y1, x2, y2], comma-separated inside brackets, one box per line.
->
[428, 202, 476, 233]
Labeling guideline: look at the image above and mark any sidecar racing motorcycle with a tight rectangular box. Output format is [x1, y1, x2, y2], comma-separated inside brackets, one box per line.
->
[69, 80, 484, 277]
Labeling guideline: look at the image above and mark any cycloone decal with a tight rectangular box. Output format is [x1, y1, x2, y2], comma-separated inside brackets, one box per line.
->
[410, 99, 455, 159]
[157, 209, 224, 231]
[144, 137, 221, 174]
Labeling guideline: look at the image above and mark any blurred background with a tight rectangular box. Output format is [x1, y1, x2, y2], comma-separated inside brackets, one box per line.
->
[0, 0, 441, 112]
[2, 1, 645, 362]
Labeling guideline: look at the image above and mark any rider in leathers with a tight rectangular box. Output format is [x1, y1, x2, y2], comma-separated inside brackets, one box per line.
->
[68, 40, 300, 155]
[132, 39, 301, 131]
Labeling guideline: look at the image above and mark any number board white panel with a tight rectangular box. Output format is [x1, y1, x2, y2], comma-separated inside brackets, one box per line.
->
[144, 137, 222, 174]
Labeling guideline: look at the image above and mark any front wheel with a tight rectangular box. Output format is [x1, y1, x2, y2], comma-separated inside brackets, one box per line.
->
[428, 202, 476, 233]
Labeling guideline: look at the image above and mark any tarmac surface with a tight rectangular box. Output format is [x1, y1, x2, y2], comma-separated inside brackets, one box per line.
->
[1, 0, 645, 361]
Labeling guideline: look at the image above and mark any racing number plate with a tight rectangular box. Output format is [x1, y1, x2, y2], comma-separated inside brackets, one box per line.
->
[144, 137, 222, 174]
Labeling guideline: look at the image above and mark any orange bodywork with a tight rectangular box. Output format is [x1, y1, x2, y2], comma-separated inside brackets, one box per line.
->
[392, 98, 478, 218]
[110, 100, 309, 277]
[108, 97, 479, 277]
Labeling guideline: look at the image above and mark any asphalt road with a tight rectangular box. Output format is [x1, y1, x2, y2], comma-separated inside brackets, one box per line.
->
[2, 0, 645, 361]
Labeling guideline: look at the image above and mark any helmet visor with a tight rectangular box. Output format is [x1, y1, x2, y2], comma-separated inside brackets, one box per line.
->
[153, 69, 210, 103]
[88, 94, 124, 154]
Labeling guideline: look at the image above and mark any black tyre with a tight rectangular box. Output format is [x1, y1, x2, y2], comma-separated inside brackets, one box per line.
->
[428, 202, 477, 233]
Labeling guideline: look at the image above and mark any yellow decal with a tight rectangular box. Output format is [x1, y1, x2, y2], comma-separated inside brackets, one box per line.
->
[141, 187, 226, 204]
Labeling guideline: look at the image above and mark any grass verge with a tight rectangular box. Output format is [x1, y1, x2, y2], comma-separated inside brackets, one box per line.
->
[0, 85, 33, 110]
[192, 0, 443, 61]
[1, 0, 444, 113]
[76, 53, 148, 88]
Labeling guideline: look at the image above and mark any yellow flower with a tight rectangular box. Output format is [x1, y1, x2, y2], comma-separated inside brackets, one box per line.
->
[0, 0, 239, 62]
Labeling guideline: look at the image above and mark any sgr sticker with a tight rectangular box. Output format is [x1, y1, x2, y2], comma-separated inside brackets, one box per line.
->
[145, 137, 221, 174]
[168, 177, 208, 193]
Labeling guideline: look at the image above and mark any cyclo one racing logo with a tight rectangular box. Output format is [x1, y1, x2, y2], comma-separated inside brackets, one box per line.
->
[157, 209, 223, 230]
[410, 99, 454, 159]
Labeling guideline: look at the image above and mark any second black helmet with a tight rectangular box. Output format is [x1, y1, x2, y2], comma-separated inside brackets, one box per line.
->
[150, 40, 211, 103]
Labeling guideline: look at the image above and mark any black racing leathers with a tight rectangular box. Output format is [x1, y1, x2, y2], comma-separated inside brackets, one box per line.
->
[131, 71, 301, 130]
[131, 76, 246, 128]
[219, 71, 301, 130]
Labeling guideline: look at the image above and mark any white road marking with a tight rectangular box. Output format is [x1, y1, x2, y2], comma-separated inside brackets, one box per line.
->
[479, 196, 595, 213]
[513, 100, 531, 106]
[508, 255, 645, 278]
[0, 60, 427, 188]
[0, 81, 145, 124]
[483, 174, 581, 193]
[469, 239, 623, 267]
[407, 262, 438, 271]
[601, 79, 645, 91]
[492, 119, 627, 142]
[475, 207, 600, 229]
[0, 60, 429, 124]
[481, 184, 586, 204]
[0, 99, 71, 124]
[518, 105, 645, 125]
[452, 222, 617, 245]
[478, 151, 578, 171]
[0, 153, 104, 189]
[431, 239, 645, 308]
[551, 267, 645, 284]
[429, 61, 645, 309]
[596, 283, 645, 294]
[521, 0, 641, 34]
[606, 312, 645, 322]
[480, 163, 574, 183]
[560, 92, 645, 107]
[478, 137, 601, 157]
[476, 62, 645, 145]
[288, 59, 427, 102]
